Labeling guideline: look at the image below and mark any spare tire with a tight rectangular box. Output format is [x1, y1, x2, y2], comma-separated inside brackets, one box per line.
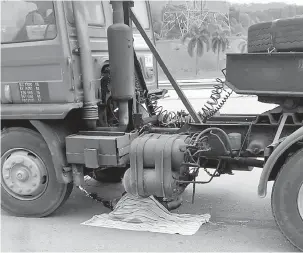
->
[248, 17, 303, 53]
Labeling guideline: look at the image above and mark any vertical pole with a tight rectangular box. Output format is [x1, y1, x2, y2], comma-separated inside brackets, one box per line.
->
[72, 1, 98, 129]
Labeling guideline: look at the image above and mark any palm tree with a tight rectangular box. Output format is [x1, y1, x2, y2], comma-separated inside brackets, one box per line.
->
[238, 38, 247, 53]
[211, 28, 230, 70]
[181, 24, 210, 75]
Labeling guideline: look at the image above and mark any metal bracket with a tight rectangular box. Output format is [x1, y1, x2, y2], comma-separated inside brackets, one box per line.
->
[72, 165, 84, 186]
[272, 113, 288, 145]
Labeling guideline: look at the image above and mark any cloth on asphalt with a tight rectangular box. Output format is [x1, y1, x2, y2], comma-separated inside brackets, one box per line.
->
[82, 193, 210, 235]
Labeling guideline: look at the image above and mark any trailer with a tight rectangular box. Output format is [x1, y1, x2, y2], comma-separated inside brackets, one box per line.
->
[1, 1, 303, 251]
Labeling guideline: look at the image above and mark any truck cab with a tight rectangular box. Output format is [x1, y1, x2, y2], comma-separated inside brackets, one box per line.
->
[0, 0, 159, 218]
[1, 0, 157, 116]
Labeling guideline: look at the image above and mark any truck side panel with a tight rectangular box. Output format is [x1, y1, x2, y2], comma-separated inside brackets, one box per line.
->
[1, 1, 75, 106]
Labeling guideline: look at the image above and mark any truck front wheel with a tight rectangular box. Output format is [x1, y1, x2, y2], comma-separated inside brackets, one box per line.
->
[271, 148, 303, 251]
[1, 127, 73, 217]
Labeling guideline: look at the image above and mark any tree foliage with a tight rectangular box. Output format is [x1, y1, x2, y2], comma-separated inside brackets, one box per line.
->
[182, 25, 210, 53]
[211, 26, 230, 70]
[153, 1, 303, 40]
[182, 24, 210, 75]
[228, 3, 303, 36]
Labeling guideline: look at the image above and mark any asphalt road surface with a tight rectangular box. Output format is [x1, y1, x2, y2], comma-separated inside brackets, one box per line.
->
[1, 92, 298, 252]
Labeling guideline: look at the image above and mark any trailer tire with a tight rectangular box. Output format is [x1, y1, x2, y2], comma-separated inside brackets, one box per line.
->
[271, 148, 303, 251]
[1, 127, 73, 217]
[248, 17, 303, 53]
[91, 167, 127, 183]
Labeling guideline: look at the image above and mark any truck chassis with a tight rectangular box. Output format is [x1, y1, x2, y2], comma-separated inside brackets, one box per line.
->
[1, 1, 303, 251]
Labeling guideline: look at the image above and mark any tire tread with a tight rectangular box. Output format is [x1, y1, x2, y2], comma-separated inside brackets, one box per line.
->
[271, 148, 303, 251]
[248, 17, 303, 53]
[1, 127, 73, 217]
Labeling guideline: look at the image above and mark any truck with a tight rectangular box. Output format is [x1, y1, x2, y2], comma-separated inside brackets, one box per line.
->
[1, 0, 303, 251]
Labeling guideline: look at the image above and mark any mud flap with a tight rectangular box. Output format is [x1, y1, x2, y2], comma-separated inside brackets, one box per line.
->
[30, 120, 72, 184]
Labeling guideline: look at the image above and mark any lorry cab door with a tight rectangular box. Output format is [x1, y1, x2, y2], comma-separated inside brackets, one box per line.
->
[1, 1, 74, 106]
[146, 1, 159, 91]
[62, 0, 158, 101]
[93, 0, 159, 91]
[131, 1, 159, 91]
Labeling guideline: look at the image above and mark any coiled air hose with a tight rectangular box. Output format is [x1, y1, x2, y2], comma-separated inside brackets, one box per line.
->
[147, 69, 233, 126]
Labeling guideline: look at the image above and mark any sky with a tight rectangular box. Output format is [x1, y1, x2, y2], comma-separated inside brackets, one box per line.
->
[227, 0, 301, 4]
[159, 0, 303, 5]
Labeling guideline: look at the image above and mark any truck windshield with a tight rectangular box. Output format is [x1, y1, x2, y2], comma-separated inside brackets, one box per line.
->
[65, 1, 105, 26]
[1, 0, 57, 43]
[65, 1, 150, 29]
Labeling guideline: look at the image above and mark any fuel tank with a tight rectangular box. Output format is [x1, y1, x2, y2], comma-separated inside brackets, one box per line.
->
[122, 134, 191, 199]
[107, 23, 135, 101]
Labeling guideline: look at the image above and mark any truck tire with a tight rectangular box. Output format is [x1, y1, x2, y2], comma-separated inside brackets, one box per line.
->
[271, 148, 303, 251]
[1, 127, 73, 217]
[248, 17, 303, 53]
[90, 167, 127, 183]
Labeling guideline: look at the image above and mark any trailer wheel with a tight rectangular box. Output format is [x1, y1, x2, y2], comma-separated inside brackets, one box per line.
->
[248, 17, 303, 53]
[271, 148, 303, 251]
[90, 167, 127, 183]
[1, 127, 73, 217]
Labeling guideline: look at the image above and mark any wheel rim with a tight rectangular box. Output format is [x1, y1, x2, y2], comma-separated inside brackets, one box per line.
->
[1, 149, 48, 200]
[298, 182, 303, 220]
